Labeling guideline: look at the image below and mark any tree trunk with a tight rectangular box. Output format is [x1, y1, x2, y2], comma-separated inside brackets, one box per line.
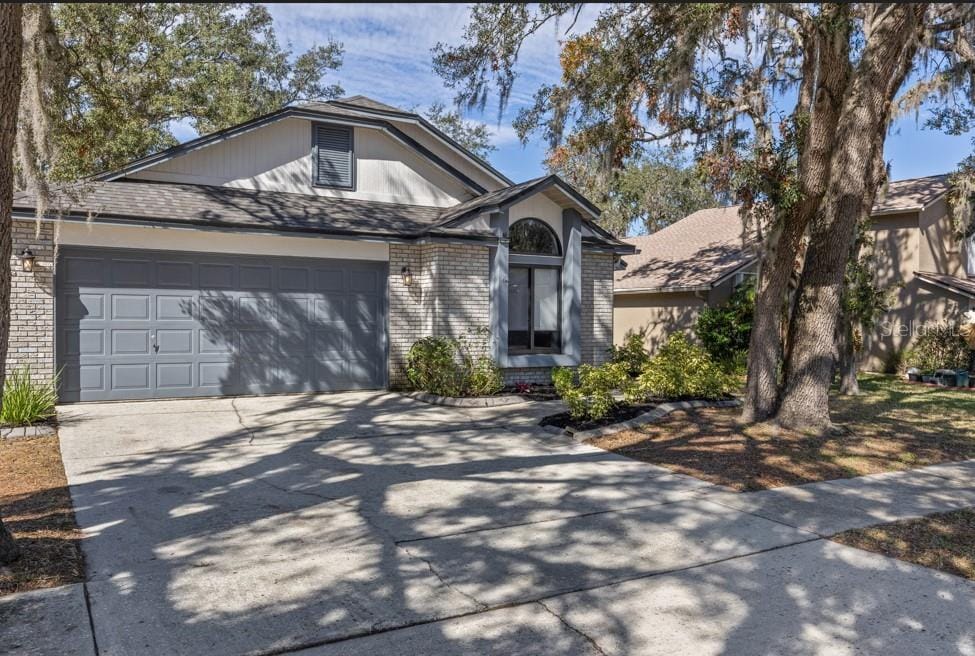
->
[742, 7, 851, 422]
[837, 314, 860, 396]
[0, 2, 24, 564]
[776, 4, 926, 431]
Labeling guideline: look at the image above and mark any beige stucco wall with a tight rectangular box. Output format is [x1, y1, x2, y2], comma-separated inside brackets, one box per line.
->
[508, 194, 564, 243]
[130, 117, 473, 207]
[58, 221, 390, 261]
[862, 207, 973, 371]
[613, 290, 706, 352]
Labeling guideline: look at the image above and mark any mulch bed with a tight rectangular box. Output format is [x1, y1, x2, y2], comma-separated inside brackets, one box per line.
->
[0, 435, 85, 595]
[540, 403, 658, 431]
[586, 376, 975, 491]
[832, 509, 975, 580]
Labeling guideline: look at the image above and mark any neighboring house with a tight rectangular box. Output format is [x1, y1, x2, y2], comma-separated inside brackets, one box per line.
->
[613, 174, 975, 371]
[10, 95, 632, 402]
[613, 206, 758, 352]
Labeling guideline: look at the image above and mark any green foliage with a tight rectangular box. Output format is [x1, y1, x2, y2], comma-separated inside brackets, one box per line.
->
[406, 337, 463, 396]
[406, 328, 503, 397]
[50, 3, 344, 178]
[695, 280, 755, 371]
[549, 149, 719, 237]
[904, 324, 972, 373]
[608, 330, 652, 377]
[423, 102, 496, 160]
[0, 367, 58, 426]
[552, 363, 628, 421]
[626, 333, 730, 403]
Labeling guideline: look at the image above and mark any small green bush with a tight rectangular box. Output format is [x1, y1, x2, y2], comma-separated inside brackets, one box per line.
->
[467, 356, 504, 396]
[626, 333, 730, 402]
[904, 323, 971, 372]
[407, 336, 463, 396]
[406, 330, 504, 397]
[0, 367, 58, 426]
[552, 362, 628, 421]
[695, 280, 755, 372]
[608, 330, 652, 377]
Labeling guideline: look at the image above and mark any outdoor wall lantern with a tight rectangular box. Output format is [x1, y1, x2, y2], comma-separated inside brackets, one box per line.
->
[19, 248, 35, 273]
[401, 265, 414, 286]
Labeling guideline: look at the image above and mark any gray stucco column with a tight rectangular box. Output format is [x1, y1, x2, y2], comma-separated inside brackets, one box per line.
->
[561, 208, 582, 360]
[489, 210, 509, 362]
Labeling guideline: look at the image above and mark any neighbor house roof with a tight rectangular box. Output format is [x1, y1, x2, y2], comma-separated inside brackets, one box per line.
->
[914, 271, 975, 300]
[615, 206, 757, 293]
[872, 174, 950, 214]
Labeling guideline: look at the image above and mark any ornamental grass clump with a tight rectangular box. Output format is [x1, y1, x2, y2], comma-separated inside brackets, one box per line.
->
[0, 367, 58, 426]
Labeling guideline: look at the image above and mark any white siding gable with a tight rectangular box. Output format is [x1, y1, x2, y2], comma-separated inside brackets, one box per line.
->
[129, 118, 473, 207]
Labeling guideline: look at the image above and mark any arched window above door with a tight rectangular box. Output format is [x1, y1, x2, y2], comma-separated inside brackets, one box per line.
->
[509, 218, 560, 256]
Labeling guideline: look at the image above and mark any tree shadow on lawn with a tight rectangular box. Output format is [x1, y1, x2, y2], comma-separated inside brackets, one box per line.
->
[593, 376, 975, 492]
[60, 391, 975, 655]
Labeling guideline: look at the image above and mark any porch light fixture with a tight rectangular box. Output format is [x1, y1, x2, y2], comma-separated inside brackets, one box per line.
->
[19, 248, 35, 273]
[400, 265, 414, 287]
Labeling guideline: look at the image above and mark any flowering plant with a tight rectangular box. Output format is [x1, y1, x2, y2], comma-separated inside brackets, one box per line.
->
[962, 310, 975, 348]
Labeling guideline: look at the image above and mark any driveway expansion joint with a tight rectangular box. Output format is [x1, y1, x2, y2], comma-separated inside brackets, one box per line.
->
[536, 599, 609, 656]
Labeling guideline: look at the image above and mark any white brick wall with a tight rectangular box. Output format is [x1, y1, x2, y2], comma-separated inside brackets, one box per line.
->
[5, 220, 55, 382]
[582, 253, 615, 366]
[387, 243, 491, 387]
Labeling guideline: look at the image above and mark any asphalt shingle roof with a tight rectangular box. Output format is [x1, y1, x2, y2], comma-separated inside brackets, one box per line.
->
[915, 271, 975, 299]
[615, 206, 757, 292]
[12, 181, 460, 239]
[873, 174, 949, 213]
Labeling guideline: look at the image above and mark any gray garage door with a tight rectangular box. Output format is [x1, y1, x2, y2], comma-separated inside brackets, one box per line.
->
[56, 247, 387, 402]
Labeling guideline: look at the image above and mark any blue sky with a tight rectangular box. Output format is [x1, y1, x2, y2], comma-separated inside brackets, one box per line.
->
[249, 3, 971, 183]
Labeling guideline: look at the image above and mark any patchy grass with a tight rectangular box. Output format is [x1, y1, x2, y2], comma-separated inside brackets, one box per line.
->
[833, 509, 975, 580]
[590, 374, 975, 491]
[0, 435, 84, 595]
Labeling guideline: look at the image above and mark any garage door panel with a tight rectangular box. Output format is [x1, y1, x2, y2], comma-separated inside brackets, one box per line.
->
[157, 295, 194, 320]
[65, 293, 104, 320]
[156, 329, 193, 354]
[112, 295, 151, 320]
[111, 330, 151, 355]
[157, 261, 194, 288]
[57, 248, 386, 401]
[239, 265, 273, 290]
[156, 363, 193, 389]
[111, 364, 151, 391]
[63, 329, 104, 356]
[200, 263, 235, 289]
[112, 259, 152, 286]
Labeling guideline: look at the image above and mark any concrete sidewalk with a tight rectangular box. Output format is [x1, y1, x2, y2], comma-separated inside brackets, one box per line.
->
[8, 392, 975, 656]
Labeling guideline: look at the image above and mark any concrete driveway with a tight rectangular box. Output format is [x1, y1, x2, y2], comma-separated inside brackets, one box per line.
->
[56, 392, 975, 656]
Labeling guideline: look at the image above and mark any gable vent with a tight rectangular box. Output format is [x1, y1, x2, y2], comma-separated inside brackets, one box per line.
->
[314, 124, 354, 188]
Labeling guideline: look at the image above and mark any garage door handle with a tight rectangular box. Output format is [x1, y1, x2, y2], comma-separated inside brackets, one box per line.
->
[151, 333, 159, 353]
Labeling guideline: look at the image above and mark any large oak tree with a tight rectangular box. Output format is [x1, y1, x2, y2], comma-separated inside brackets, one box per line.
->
[434, 3, 975, 430]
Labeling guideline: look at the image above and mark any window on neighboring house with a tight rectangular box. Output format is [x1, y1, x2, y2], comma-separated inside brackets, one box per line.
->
[967, 234, 975, 277]
[734, 270, 758, 287]
[313, 124, 354, 189]
[508, 219, 561, 353]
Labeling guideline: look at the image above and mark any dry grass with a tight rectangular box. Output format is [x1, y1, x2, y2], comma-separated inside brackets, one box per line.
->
[590, 374, 975, 491]
[0, 435, 84, 595]
[832, 509, 975, 580]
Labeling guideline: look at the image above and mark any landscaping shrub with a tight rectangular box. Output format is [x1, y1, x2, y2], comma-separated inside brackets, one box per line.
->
[626, 333, 730, 402]
[695, 280, 755, 372]
[904, 323, 971, 373]
[552, 363, 628, 421]
[406, 329, 504, 397]
[0, 367, 58, 426]
[608, 330, 652, 377]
